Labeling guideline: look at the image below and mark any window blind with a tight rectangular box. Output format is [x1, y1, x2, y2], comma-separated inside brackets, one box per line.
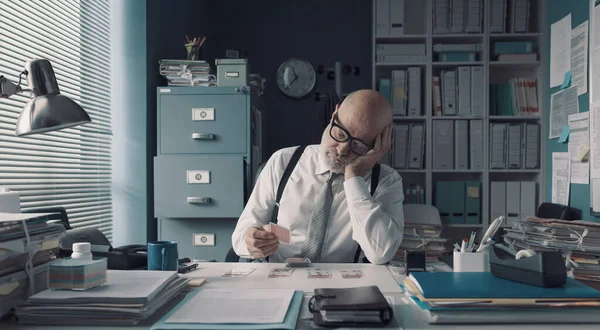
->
[0, 0, 113, 239]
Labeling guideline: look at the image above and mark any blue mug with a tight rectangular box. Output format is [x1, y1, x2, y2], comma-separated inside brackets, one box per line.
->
[147, 241, 179, 271]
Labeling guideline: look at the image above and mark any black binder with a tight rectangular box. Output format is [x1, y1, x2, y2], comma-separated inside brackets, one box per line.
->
[308, 285, 394, 327]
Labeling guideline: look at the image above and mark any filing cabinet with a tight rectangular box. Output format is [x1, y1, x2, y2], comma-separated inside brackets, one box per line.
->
[154, 86, 263, 258]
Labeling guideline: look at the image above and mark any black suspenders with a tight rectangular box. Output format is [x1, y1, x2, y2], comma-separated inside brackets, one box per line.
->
[270, 145, 381, 263]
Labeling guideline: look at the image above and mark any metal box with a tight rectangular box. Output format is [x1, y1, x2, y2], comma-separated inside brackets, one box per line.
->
[216, 58, 248, 87]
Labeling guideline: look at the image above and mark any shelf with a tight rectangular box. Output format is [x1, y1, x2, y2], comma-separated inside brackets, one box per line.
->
[432, 170, 483, 173]
[433, 33, 484, 38]
[376, 62, 427, 67]
[489, 169, 541, 173]
[489, 116, 541, 121]
[489, 61, 540, 69]
[489, 33, 542, 39]
[433, 61, 483, 67]
[432, 116, 483, 120]
[376, 35, 427, 40]
[393, 116, 426, 120]
[446, 224, 484, 228]
[395, 169, 427, 173]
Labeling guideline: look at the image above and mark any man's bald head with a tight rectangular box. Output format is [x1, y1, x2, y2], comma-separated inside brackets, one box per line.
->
[336, 89, 393, 140]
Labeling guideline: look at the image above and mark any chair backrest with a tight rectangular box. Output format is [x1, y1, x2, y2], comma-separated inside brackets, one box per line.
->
[536, 202, 581, 220]
[402, 204, 442, 226]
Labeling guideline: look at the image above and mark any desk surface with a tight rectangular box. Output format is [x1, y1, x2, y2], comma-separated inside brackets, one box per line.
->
[3, 262, 600, 330]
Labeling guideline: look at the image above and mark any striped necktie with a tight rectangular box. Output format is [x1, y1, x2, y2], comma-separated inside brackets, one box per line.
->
[301, 171, 337, 262]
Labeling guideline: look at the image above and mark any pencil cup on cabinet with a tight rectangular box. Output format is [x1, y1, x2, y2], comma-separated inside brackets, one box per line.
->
[453, 250, 490, 272]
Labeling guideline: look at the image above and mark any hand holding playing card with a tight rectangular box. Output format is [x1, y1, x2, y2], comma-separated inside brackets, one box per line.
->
[245, 226, 279, 258]
[263, 222, 291, 244]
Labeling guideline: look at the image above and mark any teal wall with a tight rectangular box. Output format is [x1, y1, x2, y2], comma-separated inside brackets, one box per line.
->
[110, 0, 148, 246]
[545, 0, 600, 221]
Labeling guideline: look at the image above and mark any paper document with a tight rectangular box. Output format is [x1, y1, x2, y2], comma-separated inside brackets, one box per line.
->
[568, 112, 590, 184]
[0, 212, 57, 223]
[592, 103, 600, 179]
[550, 14, 572, 87]
[571, 21, 588, 96]
[550, 86, 580, 138]
[165, 289, 295, 324]
[552, 152, 571, 206]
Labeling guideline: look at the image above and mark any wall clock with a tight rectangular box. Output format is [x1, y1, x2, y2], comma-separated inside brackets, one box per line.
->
[276, 58, 316, 99]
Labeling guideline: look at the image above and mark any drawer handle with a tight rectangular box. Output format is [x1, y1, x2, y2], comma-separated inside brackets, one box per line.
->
[192, 133, 215, 140]
[187, 197, 213, 205]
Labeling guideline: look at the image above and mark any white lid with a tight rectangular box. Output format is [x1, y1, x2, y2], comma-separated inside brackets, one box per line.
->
[72, 242, 91, 252]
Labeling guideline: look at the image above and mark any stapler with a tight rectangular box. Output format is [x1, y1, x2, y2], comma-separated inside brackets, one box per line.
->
[404, 250, 426, 275]
[489, 245, 567, 288]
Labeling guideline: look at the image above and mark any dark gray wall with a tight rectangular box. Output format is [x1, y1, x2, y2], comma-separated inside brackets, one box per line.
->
[146, 0, 372, 260]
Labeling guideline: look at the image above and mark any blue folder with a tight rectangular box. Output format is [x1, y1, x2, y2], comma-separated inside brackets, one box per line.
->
[409, 272, 600, 300]
[151, 290, 304, 330]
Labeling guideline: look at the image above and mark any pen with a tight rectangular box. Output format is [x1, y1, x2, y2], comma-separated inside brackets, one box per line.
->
[479, 216, 504, 247]
[460, 239, 468, 253]
[475, 237, 496, 253]
[453, 242, 461, 251]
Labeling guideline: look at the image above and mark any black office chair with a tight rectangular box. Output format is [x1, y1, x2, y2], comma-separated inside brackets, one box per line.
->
[536, 202, 581, 220]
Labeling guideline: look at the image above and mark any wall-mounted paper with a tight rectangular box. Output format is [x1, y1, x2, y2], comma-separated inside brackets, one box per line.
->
[550, 85, 579, 139]
[591, 103, 600, 179]
[551, 14, 572, 87]
[552, 152, 571, 206]
[568, 112, 589, 184]
[571, 21, 588, 96]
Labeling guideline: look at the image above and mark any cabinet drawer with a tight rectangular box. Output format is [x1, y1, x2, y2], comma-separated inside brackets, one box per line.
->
[159, 94, 248, 154]
[154, 155, 244, 218]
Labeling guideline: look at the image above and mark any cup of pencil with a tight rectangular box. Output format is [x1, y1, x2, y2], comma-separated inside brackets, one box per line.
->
[185, 35, 206, 61]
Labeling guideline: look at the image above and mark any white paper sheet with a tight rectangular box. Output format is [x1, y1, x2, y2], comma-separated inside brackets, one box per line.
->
[591, 103, 600, 179]
[165, 289, 295, 324]
[552, 152, 571, 206]
[549, 85, 580, 138]
[571, 21, 589, 96]
[568, 112, 590, 184]
[551, 14, 572, 87]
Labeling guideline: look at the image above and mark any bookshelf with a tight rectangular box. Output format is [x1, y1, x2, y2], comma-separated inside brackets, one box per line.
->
[372, 0, 546, 239]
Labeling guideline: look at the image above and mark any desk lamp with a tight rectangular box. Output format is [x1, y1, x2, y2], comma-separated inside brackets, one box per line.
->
[0, 58, 91, 136]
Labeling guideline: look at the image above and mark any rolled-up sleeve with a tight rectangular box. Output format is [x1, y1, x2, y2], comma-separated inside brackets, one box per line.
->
[343, 170, 404, 264]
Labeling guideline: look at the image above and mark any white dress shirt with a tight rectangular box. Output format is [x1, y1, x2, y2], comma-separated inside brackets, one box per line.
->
[231, 145, 405, 265]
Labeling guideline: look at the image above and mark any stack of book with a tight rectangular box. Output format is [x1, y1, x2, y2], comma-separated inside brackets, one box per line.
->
[0, 213, 66, 317]
[502, 217, 600, 283]
[159, 59, 216, 86]
[403, 272, 600, 324]
[490, 77, 539, 116]
[15, 270, 190, 326]
[393, 223, 448, 263]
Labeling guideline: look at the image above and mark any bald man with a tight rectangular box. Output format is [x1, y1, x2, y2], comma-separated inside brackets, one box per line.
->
[231, 90, 404, 264]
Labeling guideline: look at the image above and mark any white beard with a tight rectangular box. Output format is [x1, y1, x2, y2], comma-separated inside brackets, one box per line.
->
[320, 149, 346, 174]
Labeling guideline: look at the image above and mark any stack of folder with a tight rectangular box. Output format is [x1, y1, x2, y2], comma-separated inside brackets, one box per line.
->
[393, 223, 448, 263]
[502, 217, 600, 283]
[403, 272, 600, 324]
[159, 59, 216, 87]
[14, 270, 190, 326]
[490, 78, 539, 116]
[391, 123, 425, 169]
[0, 213, 66, 317]
[434, 181, 481, 225]
[432, 66, 484, 117]
[433, 0, 483, 34]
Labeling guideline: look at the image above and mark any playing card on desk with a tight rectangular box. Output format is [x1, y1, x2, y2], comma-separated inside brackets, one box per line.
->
[263, 222, 291, 244]
[222, 267, 256, 278]
[268, 267, 295, 278]
[340, 269, 364, 279]
[307, 269, 331, 279]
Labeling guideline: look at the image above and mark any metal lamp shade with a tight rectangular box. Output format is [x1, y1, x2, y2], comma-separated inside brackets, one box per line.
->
[15, 59, 91, 136]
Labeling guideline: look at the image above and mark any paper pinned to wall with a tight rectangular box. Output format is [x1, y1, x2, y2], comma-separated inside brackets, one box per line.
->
[568, 112, 590, 184]
[571, 21, 589, 96]
[551, 14, 572, 87]
[591, 103, 600, 179]
[552, 152, 571, 206]
[549, 85, 580, 139]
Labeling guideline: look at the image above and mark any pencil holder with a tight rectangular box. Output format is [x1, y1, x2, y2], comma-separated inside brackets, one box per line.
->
[453, 250, 490, 272]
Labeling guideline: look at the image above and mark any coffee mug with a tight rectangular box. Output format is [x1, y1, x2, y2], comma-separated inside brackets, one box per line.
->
[147, 241, 179, 271]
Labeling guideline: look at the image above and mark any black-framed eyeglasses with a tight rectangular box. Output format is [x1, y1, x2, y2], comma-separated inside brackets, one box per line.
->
[329, 113, 373, 156]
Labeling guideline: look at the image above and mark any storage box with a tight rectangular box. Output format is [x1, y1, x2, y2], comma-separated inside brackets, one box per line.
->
[216, 58, 248, 87]
[48, 257, 107, 290]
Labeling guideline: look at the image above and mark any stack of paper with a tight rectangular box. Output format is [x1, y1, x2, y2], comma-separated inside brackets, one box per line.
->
[392, 224, 448, 263]
[159, 59, 216, 86]
[14, 270, 190, 326]
[0, 213, 66, 317]
[502, 217, 600, 282]
[151, 288, 304, 330]
[403, 272, 600, 324]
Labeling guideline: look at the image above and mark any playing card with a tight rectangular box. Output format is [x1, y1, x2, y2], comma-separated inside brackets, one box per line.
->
[340, 269, 364, 279]
[307, 269, 331, 279]
[222, 267, 256, 278]
[268, 267, 295, 278]
[263, 222, 291, 244]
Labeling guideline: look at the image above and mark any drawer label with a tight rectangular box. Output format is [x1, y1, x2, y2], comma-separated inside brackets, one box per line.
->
[192, 108, 215, 121]
[225, 71, 240, 77]
[187, 170, 210, 184]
